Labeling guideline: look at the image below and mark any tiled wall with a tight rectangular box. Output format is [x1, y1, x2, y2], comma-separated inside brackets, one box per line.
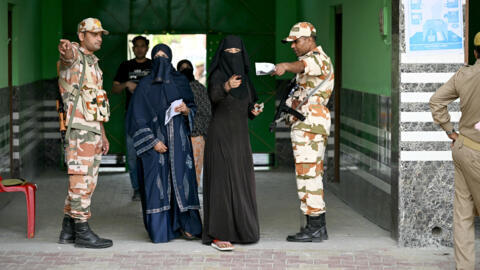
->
[0, 86, 9, 175]
[42, 79, 63, 169]
[0, 79, 60, 180]
[325, 89, 392, 230]
[16, 81, 44, 180]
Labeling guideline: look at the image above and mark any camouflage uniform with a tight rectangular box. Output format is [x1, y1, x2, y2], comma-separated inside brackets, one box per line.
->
[284, 22, 334, 217]
[58, 18, 109, 222]
[63, 130, 102, 220]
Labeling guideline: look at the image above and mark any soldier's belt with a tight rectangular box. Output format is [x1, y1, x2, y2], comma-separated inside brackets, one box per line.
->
[459, 134, 480, 151]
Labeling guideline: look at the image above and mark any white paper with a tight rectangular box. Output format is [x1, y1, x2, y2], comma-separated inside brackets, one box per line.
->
[165, 99, 183, 125]
[255, 62, 275, 75]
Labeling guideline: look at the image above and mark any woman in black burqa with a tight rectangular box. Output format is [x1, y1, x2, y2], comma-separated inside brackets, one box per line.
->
[202, 35, 263, 251]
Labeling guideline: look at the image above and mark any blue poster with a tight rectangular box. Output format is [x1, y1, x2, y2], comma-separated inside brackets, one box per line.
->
[406, 0, 463, 52]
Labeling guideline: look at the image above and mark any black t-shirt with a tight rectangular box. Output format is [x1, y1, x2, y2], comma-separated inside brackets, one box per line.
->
[114, 58, 152, 110]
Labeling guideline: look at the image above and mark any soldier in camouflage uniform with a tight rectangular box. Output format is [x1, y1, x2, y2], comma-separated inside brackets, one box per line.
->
[272, 22, 334, 242]
[57, 18, 113, 249]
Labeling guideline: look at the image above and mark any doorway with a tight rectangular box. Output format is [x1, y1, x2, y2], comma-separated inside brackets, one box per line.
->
[8, 5, 13, 177]
[333, 6, 342, 183]
[467, 0, 480, 65]
[126, 33, 207, 78]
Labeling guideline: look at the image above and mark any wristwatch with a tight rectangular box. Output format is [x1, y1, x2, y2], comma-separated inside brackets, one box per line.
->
[446, 129, 455, 135]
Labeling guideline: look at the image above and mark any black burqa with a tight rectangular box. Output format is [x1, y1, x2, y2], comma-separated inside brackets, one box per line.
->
[202, 35, 259, 244]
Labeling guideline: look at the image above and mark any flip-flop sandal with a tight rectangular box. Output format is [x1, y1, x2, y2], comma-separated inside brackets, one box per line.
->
[211, 240, 234, 251]
[182, 231, 197, 240]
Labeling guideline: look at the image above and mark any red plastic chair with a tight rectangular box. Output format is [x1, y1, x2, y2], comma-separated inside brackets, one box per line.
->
[0, 176, 37, 238]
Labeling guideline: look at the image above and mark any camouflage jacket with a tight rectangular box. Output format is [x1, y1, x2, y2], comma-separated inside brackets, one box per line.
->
[58, 42, 106, 134]
[286, 45, 334, 135]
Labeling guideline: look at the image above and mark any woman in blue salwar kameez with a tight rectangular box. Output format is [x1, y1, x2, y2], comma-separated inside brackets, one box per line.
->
[126, 44, 202, 243]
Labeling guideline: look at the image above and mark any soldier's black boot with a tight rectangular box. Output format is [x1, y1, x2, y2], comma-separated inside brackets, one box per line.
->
[74, 221, 113, 249]
[286, 215, 323, 242]
[58, 215, 75, 244]
[319, 213, 328, 240]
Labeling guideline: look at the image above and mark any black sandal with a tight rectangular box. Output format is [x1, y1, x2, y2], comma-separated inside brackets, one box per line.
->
[181, 231, 197, 240]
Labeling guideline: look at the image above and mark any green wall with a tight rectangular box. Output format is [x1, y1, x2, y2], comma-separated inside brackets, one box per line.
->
[41, 0, 62, 79]
[0, 0, 61, 89]
[0, 1, 7, 88]
[3, 0, 42, 87]
[297, 0, 392, 96]
[275, 0, 298, 80]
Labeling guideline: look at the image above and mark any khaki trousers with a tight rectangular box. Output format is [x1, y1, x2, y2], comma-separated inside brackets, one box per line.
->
[452, 136, 480, 270]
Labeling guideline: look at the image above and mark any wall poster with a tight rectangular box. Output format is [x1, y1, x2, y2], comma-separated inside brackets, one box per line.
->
[404, 0, 464, 63]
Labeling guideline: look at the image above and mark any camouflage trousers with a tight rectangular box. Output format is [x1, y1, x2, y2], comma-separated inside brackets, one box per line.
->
[291, 129, 327, 217]
[64, 129, 102, 221]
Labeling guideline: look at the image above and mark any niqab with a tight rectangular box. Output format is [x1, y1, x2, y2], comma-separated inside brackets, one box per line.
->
[177, 59, 195, 82]
[151, 44, 173, 84]
[208, 35, 257, 100]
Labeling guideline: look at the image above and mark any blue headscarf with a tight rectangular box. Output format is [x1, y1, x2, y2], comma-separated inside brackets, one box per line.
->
[126, 43, 196, 140]
[151, 44, 174, 84]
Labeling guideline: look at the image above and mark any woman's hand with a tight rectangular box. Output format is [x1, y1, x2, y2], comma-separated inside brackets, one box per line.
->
[154, 141, 168, 153]
[224, 75, 242, 92]
[174, 102, 190, 116]
[251, 103, 263, 117]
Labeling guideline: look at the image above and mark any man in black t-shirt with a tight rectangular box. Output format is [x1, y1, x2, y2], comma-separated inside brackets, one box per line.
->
[112, 36, 152, 201]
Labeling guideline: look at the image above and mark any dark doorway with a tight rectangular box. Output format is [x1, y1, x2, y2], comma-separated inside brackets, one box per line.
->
[8, 5, 13, 177]
[333, 6, 342, 182]
[465, 0, 469, 64]
[467, 0, 480, 65]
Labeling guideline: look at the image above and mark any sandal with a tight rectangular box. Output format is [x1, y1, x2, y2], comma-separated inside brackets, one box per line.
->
[181, 231, 197, 240]
[211, 239, 234, 251]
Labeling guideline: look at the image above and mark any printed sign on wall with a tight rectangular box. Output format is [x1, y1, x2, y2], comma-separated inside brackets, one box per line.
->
[405, 0, 464, 62]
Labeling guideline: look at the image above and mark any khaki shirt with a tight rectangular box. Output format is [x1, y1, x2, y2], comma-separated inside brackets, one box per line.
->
[58, 42, 104, 134]
[430, 60, 480, 143]
[286, 45, 334, 135]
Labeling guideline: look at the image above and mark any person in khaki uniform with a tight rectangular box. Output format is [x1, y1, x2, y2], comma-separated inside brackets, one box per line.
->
[272, 22, 334, 242]
[57, 18, 112, 249]
[430, 32, 480, 270]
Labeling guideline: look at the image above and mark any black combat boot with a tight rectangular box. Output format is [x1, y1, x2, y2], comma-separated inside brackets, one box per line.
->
[74, 221, 113, 249]
[319, 213, 328, 240]
[286, 215, 323, 242]
[58, 215, 75, 244]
